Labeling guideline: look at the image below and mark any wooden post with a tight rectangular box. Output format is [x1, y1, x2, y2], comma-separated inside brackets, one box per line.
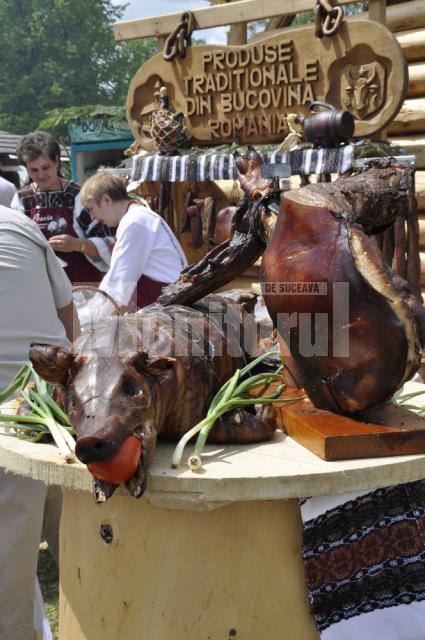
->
[211, 0, 247, 45]
[368, 0, 387, 140]
[228, 22, 247, 45]
[156, 35, 167, 53]
[368, 0, 386, 25]
[59, 492, 319, 640]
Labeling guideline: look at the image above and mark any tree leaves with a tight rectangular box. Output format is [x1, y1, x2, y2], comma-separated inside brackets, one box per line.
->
[0, 0, 157, 134]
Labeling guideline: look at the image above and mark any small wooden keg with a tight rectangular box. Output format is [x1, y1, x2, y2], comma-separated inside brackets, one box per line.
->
[298, 101, 355, 147]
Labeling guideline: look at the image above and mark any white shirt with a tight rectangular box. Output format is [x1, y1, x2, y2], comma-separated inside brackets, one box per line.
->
[0, 176, 17, 207]
[99, 203, 187, 307]
[0, 206, 72, 390]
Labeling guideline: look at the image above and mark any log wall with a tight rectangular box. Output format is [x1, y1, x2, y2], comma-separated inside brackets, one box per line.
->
[387, 13, 425, 298]
[239, 5, 425, 299]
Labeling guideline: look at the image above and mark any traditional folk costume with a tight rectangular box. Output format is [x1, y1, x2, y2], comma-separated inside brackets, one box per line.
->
[11, 180, 114, 284]
[301, 481, 425, 640]
[99, 202, 187, 309]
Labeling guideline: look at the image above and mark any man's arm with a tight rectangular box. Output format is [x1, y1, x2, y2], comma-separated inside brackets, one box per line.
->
[57, 301, 81, 342]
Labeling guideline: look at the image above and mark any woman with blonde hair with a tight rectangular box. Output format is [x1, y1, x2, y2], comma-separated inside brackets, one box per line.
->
[81, 172, 187, 309]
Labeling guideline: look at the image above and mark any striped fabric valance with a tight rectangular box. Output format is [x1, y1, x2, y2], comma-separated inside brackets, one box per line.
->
[128, 145, 354, 186]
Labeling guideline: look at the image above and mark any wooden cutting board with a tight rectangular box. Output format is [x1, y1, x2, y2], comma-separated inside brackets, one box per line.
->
[278, 392, 425, 461]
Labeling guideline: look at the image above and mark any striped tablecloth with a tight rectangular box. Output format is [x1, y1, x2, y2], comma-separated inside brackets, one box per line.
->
[128, 145, 354, 186]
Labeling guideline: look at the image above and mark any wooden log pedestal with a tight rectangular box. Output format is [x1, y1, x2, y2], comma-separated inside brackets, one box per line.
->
[1, 389, 425, 640]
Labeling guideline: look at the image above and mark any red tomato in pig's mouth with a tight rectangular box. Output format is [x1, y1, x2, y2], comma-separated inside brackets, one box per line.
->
[87, 435, 142, 484]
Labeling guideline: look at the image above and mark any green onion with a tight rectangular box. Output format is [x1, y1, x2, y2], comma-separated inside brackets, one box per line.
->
[0, 364, 32, 403]
[171, 351, 301, 471]
[393, 385, 425, 416]
[392, 384, 425, 414]
[394, 389, 425, 405]
[0, 363, 75, 463]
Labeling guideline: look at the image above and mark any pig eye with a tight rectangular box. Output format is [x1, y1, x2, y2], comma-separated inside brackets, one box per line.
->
[132, 353, 148, 373]
[122, 377, 141, 397]
[70, 356, 85, 378]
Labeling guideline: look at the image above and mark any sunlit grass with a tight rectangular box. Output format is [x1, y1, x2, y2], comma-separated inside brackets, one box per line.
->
[37, 544, 59, 640]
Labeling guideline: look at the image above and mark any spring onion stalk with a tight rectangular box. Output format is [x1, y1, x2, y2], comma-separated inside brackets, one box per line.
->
[171, 351, 300, 471]
[0, 364, 32, 404]
[0, 363, 75, 463]
[394, 389, 425, 405]
[393, 385, 425, 416]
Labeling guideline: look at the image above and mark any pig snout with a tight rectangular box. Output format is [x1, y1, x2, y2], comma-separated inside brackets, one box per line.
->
[75, 413, 132, 464]
[76, 436, 117, 464]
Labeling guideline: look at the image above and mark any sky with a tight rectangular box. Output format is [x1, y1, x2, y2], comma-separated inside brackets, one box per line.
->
[116, 0, 229, 44]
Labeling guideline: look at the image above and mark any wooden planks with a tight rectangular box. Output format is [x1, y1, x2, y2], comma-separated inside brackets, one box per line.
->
[407, 62, 425, 98]
[384, 0, 425, 34]
[113, 0, 425, 42]
[389, 98, 425, 135]
[417, 171, 425, 210]
[114, 0, 354, 41]
[419, 216, 425, 247]
[389, 136, 425, 168]
[279, 395, 425, 461]
[398, 28, 425, 62]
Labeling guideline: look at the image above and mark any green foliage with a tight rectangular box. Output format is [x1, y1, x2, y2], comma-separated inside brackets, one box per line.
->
[248, 20, 268, 38]
[37, 546, 59, 639]
[353, 140, 406, 159]
[292, 11, 315, 26]
[292, 2, 366, 26]
[344, 2, 367, 16]
[108, 37, 159, 105]
[0, 0, 157, 134]
[39, 104, 127, 139]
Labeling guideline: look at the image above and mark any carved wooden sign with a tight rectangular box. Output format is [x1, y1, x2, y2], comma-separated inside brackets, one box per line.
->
[127, 20, 407, 148]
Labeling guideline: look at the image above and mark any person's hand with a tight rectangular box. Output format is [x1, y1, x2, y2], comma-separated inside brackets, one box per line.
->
[48, 234, 81, 253]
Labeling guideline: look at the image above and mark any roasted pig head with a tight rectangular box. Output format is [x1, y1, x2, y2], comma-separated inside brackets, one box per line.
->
[261, 162, 425, 413]
[30, 295, 275, 502]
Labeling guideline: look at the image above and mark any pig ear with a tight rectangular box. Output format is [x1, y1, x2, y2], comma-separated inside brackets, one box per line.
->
[132, 352, 176, 375]
[29, 343, 74, 385]
[145, 355, 177, 375]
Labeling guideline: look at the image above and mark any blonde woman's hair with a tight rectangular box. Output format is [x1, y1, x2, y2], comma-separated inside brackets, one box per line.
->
[80, 172, 128, 206]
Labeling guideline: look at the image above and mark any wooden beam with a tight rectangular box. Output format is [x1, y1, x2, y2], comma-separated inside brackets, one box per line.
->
[250, 1, 425, 43]
[420, 253, 425, 286]
[416, 171, 425, 211]
[388, 135, 425, 169]
[419, 217, 425, 247]
[388, 98, 425, 136]
[397, 28, 425, 62]
[113, 0, 356, 42]
[407, 62, 425, 98]
[386, 0, 425, 33]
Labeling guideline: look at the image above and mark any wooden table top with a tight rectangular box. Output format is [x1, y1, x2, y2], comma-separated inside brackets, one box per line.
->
[0, 381, 424, 511]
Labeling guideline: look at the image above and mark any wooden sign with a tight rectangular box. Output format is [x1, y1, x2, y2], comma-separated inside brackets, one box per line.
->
[127, 19, 408, 148]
